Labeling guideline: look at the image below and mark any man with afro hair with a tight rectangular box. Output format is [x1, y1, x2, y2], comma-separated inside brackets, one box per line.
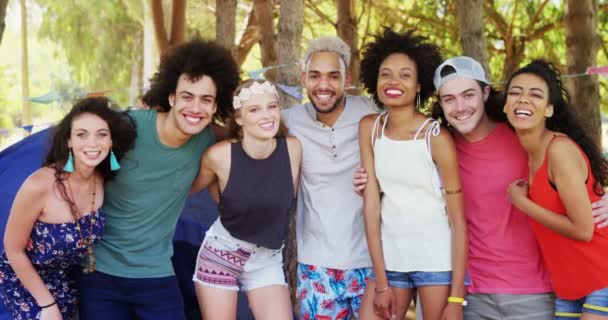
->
[77, 38, 240, 320]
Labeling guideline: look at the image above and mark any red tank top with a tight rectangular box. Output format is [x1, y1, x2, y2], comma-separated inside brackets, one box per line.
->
[528, 136, 608, 299]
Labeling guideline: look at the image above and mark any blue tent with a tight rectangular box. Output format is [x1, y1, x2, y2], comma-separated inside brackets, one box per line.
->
[0, 129, 253, 319]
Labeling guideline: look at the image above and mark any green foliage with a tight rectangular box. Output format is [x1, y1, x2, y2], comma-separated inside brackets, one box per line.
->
[36, 0, 142, 105]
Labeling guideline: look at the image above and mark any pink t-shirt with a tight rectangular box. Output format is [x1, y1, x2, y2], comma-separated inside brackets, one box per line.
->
[455, 123, 552, 294]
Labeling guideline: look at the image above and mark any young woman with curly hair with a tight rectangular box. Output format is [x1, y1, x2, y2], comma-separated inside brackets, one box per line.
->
[505, 60, 608, 320]
[357, 28, 468, 320]
[0, 97, 136, 320]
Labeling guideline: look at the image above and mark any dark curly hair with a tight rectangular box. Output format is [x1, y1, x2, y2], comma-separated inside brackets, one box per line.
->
[505, 60, 608, 195]
[44, 96, 137, 180]
[431, 65, 505, 126]
[141, 38, 240, 121]
[360, 28, 442, 109]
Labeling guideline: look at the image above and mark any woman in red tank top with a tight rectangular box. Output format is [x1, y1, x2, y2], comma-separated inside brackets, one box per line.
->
[504, 60, 608, 319]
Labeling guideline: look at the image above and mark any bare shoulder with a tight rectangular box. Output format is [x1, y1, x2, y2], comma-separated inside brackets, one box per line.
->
[204, 140, 232, 161]
[359, 113, 379, 130]
[430, 124, 455, 146]
[20, 167, 55, 197]
[285, 136, 302, 154]
[547, 135, 585, 165]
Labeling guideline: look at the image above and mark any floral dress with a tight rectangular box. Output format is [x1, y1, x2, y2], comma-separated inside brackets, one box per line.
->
[0, 209, 104, 320]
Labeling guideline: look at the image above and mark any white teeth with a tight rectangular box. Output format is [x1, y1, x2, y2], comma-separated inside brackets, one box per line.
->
[260, 121, 275, 129]
[455, 114, 472, 121]
[514, 109, 532, 116]
[184, 115, 202, 124]
[316, 94, 332, 101]
[386, 89, 403, 95]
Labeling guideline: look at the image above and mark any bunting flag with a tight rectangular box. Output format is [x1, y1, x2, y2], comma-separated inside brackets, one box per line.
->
[21, 125, 33, 133]
[28, 91, 61, 104]
[276, 83, 303, 101]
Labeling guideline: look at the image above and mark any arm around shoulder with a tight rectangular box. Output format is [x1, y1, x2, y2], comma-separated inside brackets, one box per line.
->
[285, 136, 302, 194]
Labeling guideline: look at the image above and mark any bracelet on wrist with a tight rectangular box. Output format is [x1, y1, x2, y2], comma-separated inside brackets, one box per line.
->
[374, 285, 390, 294]
[447, 296, 467, 306]
[40, 301, 57, 309]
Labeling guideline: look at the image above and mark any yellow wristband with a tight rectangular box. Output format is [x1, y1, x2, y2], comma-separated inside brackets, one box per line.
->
[447, 296, 467, 306]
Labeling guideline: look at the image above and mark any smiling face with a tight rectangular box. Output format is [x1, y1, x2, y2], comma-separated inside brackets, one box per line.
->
[504, 73, 553, 131]
[167, 74, 218, 137]
[302, 51, 348, 114]
[68, 113, 112, 171]
[235, 92, 281, 140]
[376, 53, 420, 108]
[439, 77, 490, 140]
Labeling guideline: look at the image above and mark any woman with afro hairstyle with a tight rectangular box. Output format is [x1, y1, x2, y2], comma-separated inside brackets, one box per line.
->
[0, 97, 136, 320]
[358, 28, 468, 320]
[505, 60, 608, 319]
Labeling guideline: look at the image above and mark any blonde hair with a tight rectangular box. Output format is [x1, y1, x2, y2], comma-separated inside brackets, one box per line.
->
[227, 79, 288, 141]
[303, 36, 351, 73]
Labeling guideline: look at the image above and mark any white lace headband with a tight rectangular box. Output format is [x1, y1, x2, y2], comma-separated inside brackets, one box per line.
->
[233, 81, 280, 110]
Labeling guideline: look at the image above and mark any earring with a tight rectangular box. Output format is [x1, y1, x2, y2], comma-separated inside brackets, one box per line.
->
[63, 151, 74, 173]
[109, 150, 120, 171]
[416, 93, 421, 109]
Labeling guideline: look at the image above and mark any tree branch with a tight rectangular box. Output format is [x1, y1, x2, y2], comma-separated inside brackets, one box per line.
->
[150, 0, 169, 54]
[484, 0, 508, 35]
[169, 0, 186, 47]
[526, 21, 561, 41]
[305, 0, 336, 28]
[530, 0, 550, 27]
[506, 0, 520, 42]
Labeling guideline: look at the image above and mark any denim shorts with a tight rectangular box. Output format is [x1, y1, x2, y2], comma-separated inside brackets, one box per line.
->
[370, 270, 470, 289]
[555, 287, 608, 319]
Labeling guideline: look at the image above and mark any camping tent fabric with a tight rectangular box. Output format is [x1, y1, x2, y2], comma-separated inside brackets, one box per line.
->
[0, 129, 254, 319]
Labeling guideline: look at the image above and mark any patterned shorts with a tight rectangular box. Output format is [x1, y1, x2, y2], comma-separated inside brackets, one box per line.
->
[297, 263, 372, 320]
[192, 219, 286, 292]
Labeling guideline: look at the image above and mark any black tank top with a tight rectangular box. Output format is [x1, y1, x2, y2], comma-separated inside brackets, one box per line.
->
[218, 137, 294, 249]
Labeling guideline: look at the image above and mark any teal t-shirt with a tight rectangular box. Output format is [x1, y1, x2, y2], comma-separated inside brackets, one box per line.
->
[94, 109, 214, 278]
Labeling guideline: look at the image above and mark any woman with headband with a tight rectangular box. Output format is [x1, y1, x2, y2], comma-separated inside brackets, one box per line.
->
[190, 79, 302, 320]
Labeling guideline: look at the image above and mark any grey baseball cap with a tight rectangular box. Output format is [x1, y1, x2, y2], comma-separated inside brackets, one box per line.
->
[433, 56, 488, 92]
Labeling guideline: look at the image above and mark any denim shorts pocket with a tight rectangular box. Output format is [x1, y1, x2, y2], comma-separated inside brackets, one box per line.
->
[203, 234, 240, 252]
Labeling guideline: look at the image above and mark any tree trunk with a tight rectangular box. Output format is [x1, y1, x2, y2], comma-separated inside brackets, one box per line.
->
[20, 0, 31, 127]
[566, 0, 601, 146]
[276, 0, 303, 309]
[456, 0, 491, 81]
[215, 0, 237, 57]
[236, 8, 260, 66]
[277, 0, 303, 108]
[143, 0, 159, 92]
[337, 0, 360, 95]
[252, 0, 278, 81]
[150, 0, 186, 55]
[0, 0, 8, 46]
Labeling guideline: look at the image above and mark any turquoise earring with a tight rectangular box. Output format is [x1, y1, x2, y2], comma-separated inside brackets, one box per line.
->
[110, 150, 120, 171]
[63, 151, 74, 173]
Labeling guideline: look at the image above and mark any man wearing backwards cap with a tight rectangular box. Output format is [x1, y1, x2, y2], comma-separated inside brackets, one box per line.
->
[357, 56, 608, 319]
[282, 36, 378, 319]
[430, 56, 554, 319]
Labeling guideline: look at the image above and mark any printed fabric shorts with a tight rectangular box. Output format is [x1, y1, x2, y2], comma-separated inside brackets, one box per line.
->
[370, 270, 470, 288]
[555, 287, 608, 319]
[192, 219, 286, 292]
[297, 263, 372, 320]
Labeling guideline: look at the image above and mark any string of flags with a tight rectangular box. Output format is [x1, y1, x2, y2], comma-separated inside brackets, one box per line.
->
[2, 64, 608, 137]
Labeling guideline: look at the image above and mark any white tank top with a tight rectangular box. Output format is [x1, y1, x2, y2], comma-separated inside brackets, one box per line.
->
[372, 113, 452, 272]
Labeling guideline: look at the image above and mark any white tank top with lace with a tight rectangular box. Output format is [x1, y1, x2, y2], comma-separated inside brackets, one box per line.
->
[372, 113, 452, 272]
